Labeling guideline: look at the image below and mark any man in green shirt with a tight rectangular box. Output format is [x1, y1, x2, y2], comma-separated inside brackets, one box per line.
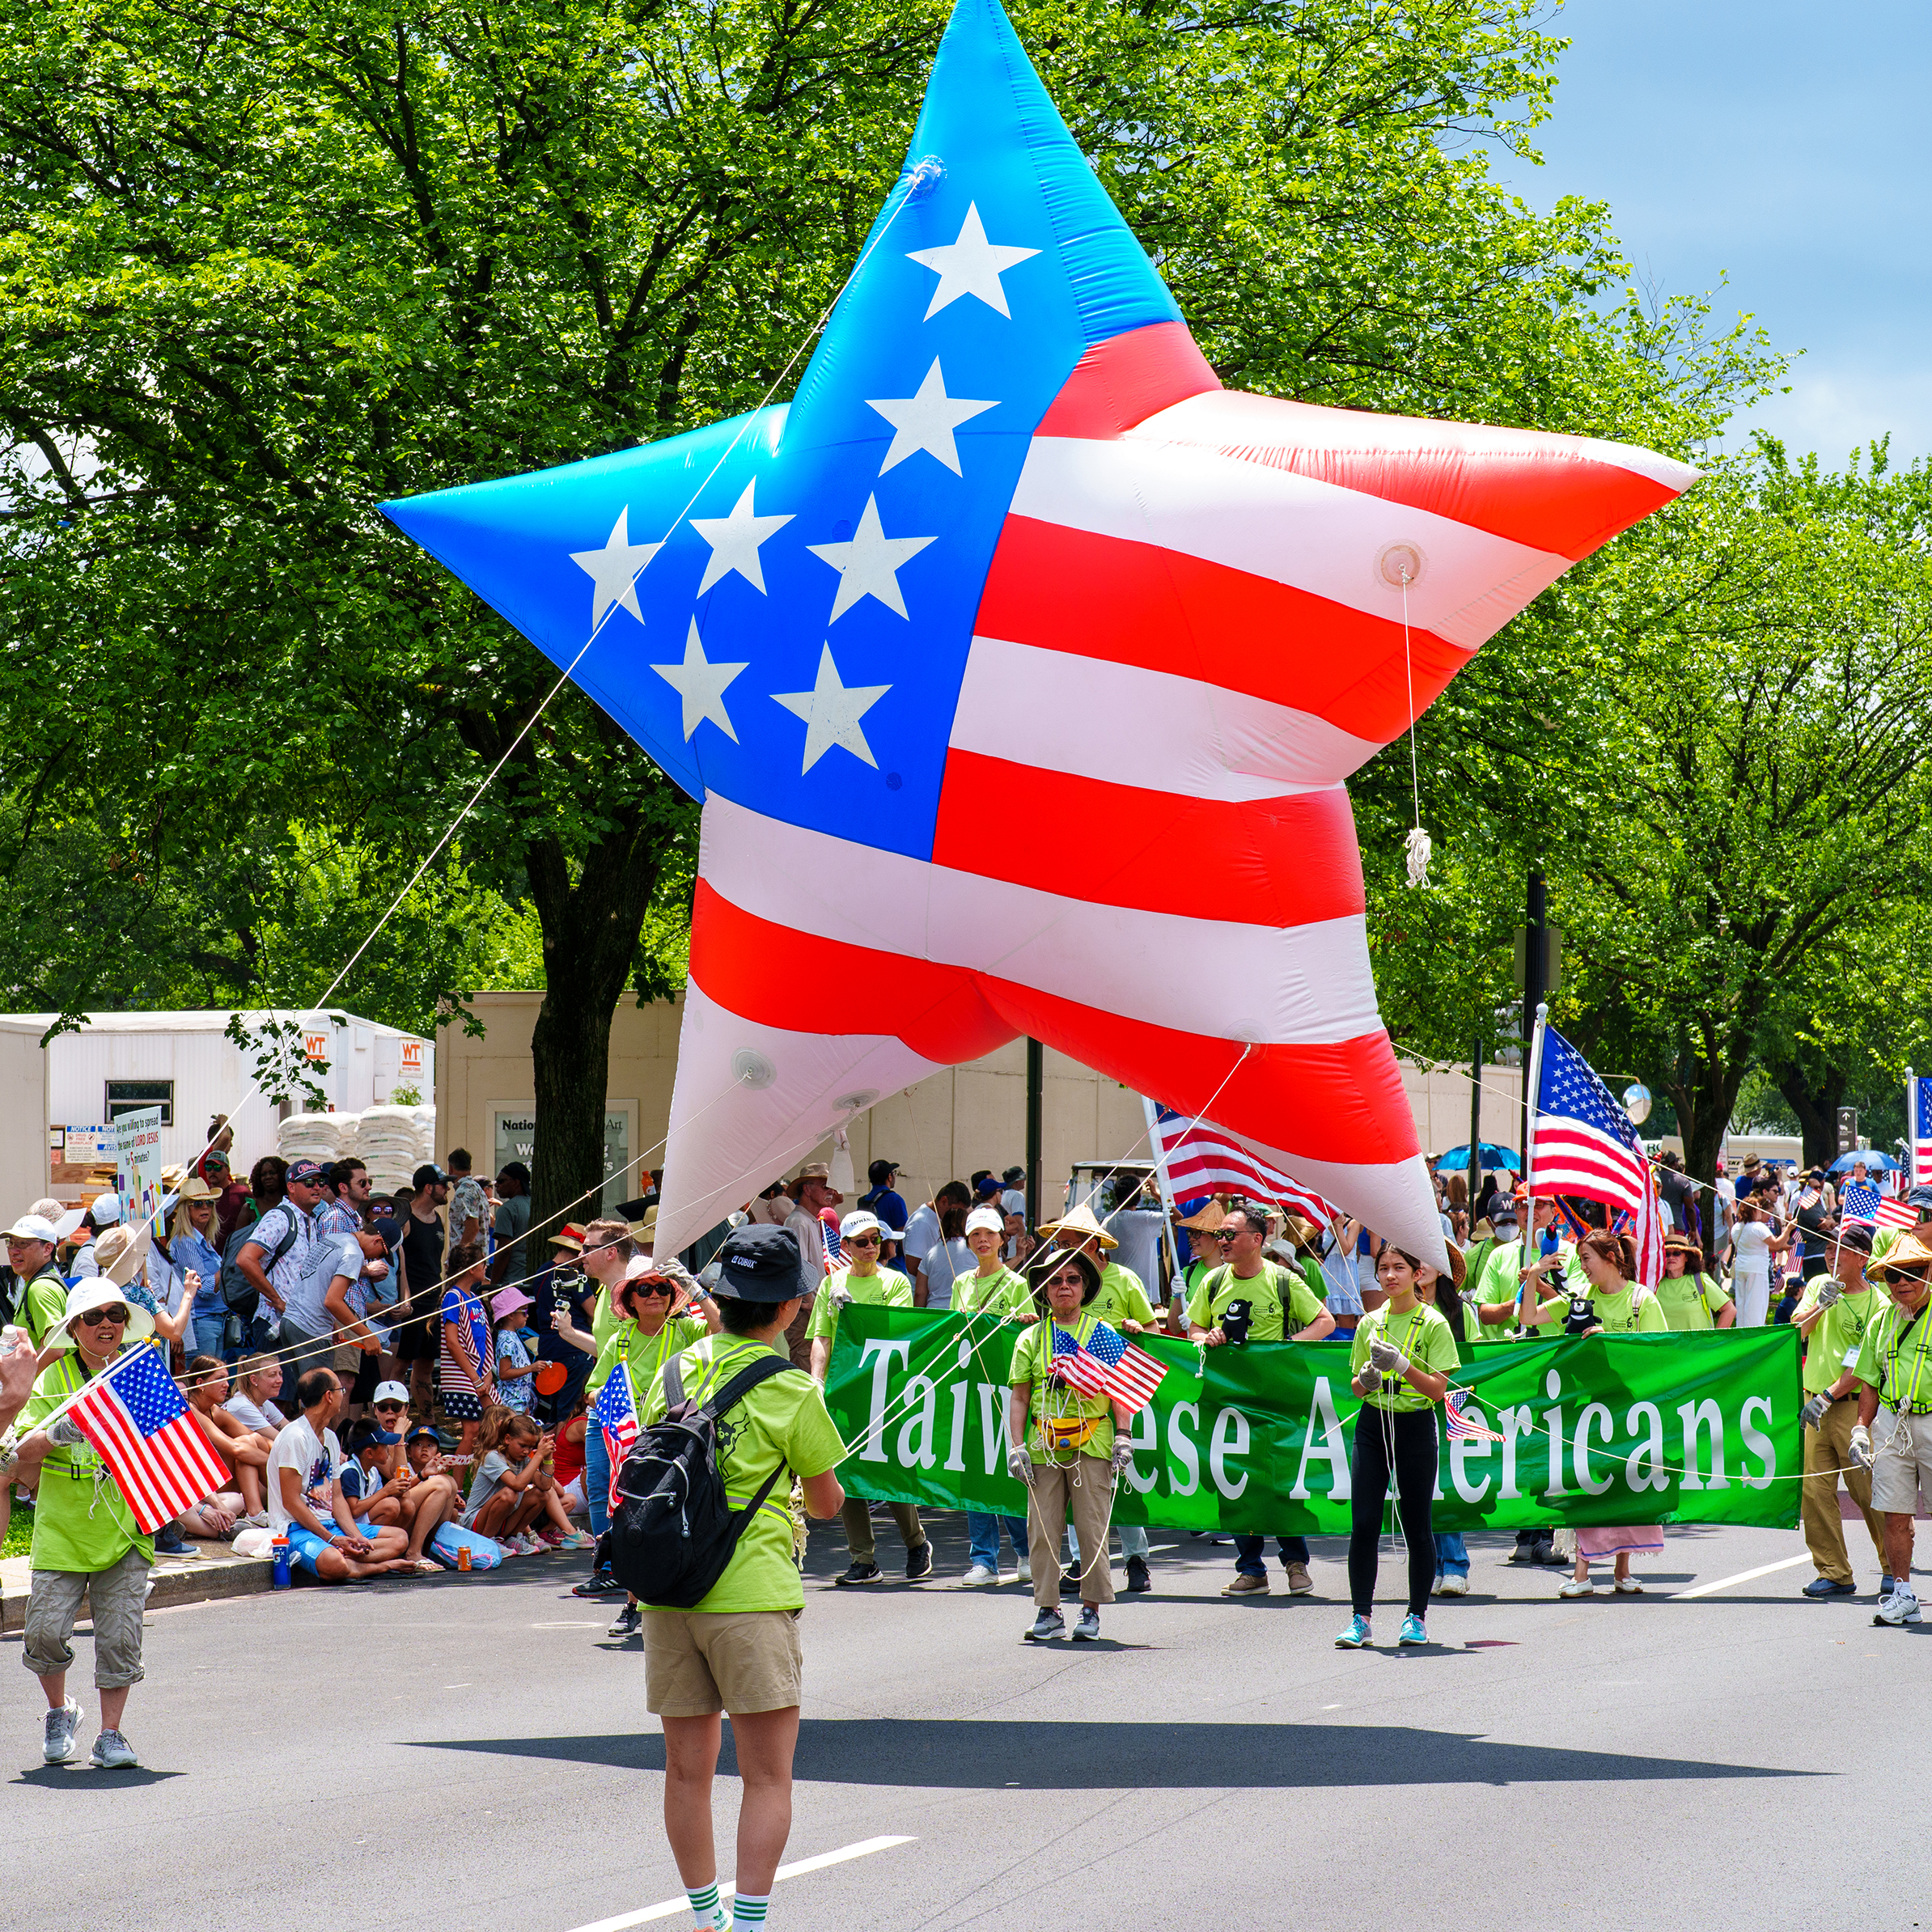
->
[805, 1211, 928, 1587]
[5, 1214, 71, 1352]
[11, 1282, 160, 1769]
[1793, 1225, 1885, 1597]
[1851, 1231, 1932, 1625]
[636, 1223, 847, 1932]
[1186, 1205, 1334, 1597]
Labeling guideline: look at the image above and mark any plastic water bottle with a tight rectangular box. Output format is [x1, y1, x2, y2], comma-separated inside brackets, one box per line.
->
[271, 1534, 292, 1589]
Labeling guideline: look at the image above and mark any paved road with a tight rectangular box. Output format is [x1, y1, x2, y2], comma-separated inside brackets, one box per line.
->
[2, 1514, 1921, 1930]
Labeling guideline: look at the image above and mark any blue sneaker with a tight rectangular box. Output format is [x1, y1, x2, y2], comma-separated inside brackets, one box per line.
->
[1398, 1612, 1428, 1646]
[1802, 1576, 1857, 1598]
[1334, 1614, 1371, 1648]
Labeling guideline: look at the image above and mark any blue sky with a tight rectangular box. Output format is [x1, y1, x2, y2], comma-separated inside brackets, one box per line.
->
[1510, 0, 1930, 464]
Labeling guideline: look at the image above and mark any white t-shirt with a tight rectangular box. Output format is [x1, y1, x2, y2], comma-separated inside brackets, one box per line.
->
[1000, 1188, 1026, 1220]
[266, 1415, 343, 1534]
[915, 1233, 972, 1310]
[1731, 1222, 1771, 1276]
[224, 1394, 286, 1436]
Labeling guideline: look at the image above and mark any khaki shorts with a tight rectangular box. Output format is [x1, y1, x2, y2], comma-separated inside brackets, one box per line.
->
[1871, 1409, 1932, 1515]
[643, 1608, 803, 1717]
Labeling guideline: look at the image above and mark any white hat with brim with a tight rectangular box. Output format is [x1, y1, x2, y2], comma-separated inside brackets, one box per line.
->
[964, 1205, 1005, 1238]
[52, 1210, 86, 1242]
[839, 1210, 885, 1244]
[92, 1223, 152, 1290]
[61, 1277, 155, 1343]
[5, 1215, 60, 1244]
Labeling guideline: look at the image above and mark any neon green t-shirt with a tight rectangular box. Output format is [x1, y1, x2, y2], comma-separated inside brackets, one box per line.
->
[1854, 1298, 1932, 1414]
[1793, 1279, 1879, 1397]
[22, 1268, 71, 1353]
[637, 1333, 845, 1613]
[804, 1266, 913, 1344]
[1349, 1300, 1460, 1413]
[23, 1345, 155, 1572]
[955, 1265, 1032, 1320]
[1652, 1270, 1731, 1331]
[587, 1312, 709, 1401]
[1089, 1262, 1156, 1329]
[1184, 1261, 1323, 1342]
[1545, 1281, 1667, 1334]
[1009, 1310, 1115, 1464]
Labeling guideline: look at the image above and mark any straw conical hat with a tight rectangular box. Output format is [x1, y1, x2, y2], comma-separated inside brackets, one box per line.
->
[1035, 1201, 1118, 1251]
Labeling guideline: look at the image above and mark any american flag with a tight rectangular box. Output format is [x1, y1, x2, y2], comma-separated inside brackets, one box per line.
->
[1915, 1076, 1932, 1185]
[1530, 1025, 1663, 1286]
[820, 1206, 842, 1273]
[1840, 1180, 1882, 1223]
[591, 1369, 639, 1510]
[1151, 1106, 1334, 1222]
[1875, 1195, 1917, 1231]
[1445, 1387, 1505, 1444]
[383, 0, 1693, 1274]
[68, 1341, 231, 1533]
[1048, 1320, 1167, 1413]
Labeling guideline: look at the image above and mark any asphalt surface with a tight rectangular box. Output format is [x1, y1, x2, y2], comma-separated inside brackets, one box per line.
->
[2, 1512, 1922, 1930]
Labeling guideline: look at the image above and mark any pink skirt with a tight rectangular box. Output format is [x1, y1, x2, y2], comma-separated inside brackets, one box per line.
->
[1577, 1524, 1664, 1559]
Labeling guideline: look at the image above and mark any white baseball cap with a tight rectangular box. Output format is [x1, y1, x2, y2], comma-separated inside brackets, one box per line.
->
[964, 1205, 1005, 1237]
[838, 1210, 884, 1242]
[372, 1380, 410, 1406]
[90, 1191, 123, 1227]
[5, 1214, 59, 1244]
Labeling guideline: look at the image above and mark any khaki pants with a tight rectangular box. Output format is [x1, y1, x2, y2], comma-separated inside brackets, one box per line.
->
[841, 1496, 925, 1565]
[1025, 1455, 1116, 1607]
[23, 1548, 152, 1690]
[784, 1299, 814, 1374]
[1802, 1396, 1885, 1582]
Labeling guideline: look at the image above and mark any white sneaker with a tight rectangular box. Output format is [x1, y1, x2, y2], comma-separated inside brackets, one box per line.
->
[1016, 1557, 1032, 1583]
[960, 1564, 998, 1586]
[90, 1728, 139, 1769]
[1875, 1586, 1922, 1627]
[44, 1697, 81, 1765]
[1436, 1574, 1468, 1596]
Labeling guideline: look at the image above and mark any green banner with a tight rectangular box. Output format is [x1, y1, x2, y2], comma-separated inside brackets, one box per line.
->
[824, 1308, 1802, 1532]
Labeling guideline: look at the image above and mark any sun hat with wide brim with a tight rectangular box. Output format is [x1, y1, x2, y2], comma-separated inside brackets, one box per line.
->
[91, 1222, 153, 1291]
[1034, 1202, 1117, 1251]
[548, 1222, 587, 1253]
[1661, 1231, 1701, 1256]
[1025, 1244, 1102, 1302]
[61, 1277, 155, 1343]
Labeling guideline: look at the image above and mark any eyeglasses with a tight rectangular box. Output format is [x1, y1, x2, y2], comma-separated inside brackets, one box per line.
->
[845, 1234, 882, 1248]
[1046, 1270, 1086, 1287]
[78, 1307, 129, 1327]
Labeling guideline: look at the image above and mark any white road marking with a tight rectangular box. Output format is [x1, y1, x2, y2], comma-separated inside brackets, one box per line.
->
[531, 1620, 605, 1629]
[1672, 1553, 1813, 1600]
[562, 1836, 916, 1932]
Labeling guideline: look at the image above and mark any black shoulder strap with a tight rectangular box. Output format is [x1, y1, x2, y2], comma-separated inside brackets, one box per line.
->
[703, 1350, 799, 1423]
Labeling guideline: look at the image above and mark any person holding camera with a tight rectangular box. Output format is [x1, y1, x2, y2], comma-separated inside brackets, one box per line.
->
[1007, 1246, 1136, 1642]
[1335, 1244, 1460, 1648]
[1520, 1229, 1666, 1595]
[1184, 1203, 1335, 1597]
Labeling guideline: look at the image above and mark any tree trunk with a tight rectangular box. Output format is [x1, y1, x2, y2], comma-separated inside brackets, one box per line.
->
[525, 814, 669, 1250]
[1773, 1062, 1847, 1171]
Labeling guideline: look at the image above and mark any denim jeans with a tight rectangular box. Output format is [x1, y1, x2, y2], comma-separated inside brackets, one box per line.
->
[966, 1510, 1028, 1569]
[1235, 1534, 1309, 1575]
[586, 1426, 612, 1540]
[1434, 1531, 1469, 1578]
[193, 1311, 236, 1362]
[1068, 1521, 1150, 1561]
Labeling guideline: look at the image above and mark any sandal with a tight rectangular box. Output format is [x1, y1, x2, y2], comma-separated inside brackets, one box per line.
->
[412, 1557, 443, 1575]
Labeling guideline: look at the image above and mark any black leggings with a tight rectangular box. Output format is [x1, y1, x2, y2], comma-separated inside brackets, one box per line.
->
[1348, 1406, 1438, 1617]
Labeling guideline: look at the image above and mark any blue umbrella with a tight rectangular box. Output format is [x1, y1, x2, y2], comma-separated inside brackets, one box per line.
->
[1828, 1150, 1898, 1174]
[1435, 1142, 1522, 1173]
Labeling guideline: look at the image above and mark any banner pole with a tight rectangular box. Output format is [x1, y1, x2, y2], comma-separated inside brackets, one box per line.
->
[1517, 1001, 1550, 1330]
[1909, 1066, 1918, 1188]
[1141, 1094, 1186, 1324]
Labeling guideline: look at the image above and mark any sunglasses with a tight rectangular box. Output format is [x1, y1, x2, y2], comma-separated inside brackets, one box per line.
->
[845, 1234, 882, 1248]
[1214, 1229, 1253, 1242]
[629, 1281, 674, 1297]
[374, 1401, 406, 1413]
[78, 1306, 129, 1327]
[1046, 1269, 1086, 1287]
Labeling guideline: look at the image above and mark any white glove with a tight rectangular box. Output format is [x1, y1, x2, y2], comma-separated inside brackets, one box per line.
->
[1849, 1423, 1875, 1470]
[1799, 1391, 1832, 1430]
[1110, 1437, 1133, 1476]
[829, 1279, 854, 1309]
[1353, 1365, 1383, 1398]
[1006, 1444, 1032, 1482]
[1815, 1277, 1843, 1307]
[1368, 1337, 1409, 1376]
[45, 1413, 87, 1448]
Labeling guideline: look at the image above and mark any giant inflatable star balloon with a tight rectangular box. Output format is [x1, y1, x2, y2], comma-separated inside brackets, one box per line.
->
[384, 0, 1695, 1263]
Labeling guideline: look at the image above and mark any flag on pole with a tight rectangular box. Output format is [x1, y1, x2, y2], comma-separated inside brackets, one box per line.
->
[1151, 1106, 1334, 1222]
[1048, 1320, 1167, 1413]
[1913, 1074, 1932, 1186]
[820, 1206, 843, 1273]
[1874, 1195, 1917, 1231]
[1529, 1024, 1664, 1285]
[1840, 1179, 1882, 1223]
[591, 1367, 640, 1510]
[1445, 1387, 1505, 1443]
[67, 1341, 231, 1533]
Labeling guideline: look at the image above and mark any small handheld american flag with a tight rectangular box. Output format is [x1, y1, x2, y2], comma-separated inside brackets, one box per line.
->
[1445, 1387, 1505, 1444]
[68, 1341, 231, 1533]
[592, 1368, 640, 1510]
[1048, 1321, 1167, 1414]
[1839, 1180, 1882, 1224]
[820, 1206, 843, 1273]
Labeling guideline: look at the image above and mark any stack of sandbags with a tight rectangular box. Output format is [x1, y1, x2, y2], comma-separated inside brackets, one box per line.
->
[358, 1105, 424, 1198]
[409, 1106, 437, 1170]
[279, 1113, 348, 1168]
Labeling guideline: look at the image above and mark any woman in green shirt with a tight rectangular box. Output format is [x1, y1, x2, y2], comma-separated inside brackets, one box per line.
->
[1007, 1246, 1134, 1643]
[1653, 1233, 1735, 1330]
[1337, 1244, 1460, 1650]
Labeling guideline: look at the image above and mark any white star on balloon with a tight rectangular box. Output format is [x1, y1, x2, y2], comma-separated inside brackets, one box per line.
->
[569, 506, 663, 632]
[866, 359, 998, 475]
[807, 495, 937, 621]
[772, 644, 891, 772]
[651, 620, 748, 742]
[688, 478, 794, 595]
[906, 202, 1040, 319]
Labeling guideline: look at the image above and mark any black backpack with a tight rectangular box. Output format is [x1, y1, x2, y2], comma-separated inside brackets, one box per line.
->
[218, 1210, 303, 1316]
[604, 1351, 801, 1608]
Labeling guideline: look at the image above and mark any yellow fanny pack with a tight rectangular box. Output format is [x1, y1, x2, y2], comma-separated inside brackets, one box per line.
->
[1039, 1414, 1099, 1451]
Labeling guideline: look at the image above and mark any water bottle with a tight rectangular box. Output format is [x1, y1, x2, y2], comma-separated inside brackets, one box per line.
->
[271, 1534, 292, 1589]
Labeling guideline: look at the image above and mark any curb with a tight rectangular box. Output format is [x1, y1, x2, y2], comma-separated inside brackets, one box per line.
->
[0, 1549, 274, 1634]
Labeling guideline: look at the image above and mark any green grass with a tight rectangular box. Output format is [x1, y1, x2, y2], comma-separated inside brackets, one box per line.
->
[3, 1497, 32, 1558]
